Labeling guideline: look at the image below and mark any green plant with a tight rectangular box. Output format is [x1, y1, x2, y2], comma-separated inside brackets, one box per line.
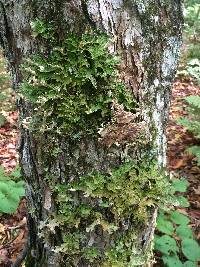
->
[0, 166, 25, 214]
[178, 59, 200, 84]
[21, 20, 136, 139]
[178, 2, 200, 83]
[155, 211, 200, 266]
[44, 159, 180, 266]
[178, 95, 200, 166]
[155, 178, 200, 267]
[184, 3, 200, 38]
[184, 0, 200, 8]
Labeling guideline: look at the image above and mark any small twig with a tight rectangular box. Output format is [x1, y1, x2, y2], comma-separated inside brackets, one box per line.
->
[7, 222, 26, 230]
[2, 234, 20, 249]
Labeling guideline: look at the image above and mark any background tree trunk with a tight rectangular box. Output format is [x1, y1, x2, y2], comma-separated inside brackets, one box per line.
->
[0, 1, 182, 266]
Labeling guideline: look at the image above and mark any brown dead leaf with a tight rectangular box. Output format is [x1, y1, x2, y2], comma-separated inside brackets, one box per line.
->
[0, 224, 6, 245]
[171, 159, 187, 169]
[193, 186, 200, 195]
[190, 166, 200, 174]
[12, 230, 25, 247]
[188, 210, 200, 220]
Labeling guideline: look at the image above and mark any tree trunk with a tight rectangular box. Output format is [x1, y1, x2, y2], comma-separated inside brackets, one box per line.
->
[0, 1, 182, 266]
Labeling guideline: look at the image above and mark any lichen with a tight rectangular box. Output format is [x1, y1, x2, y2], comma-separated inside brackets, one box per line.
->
[45, 158, 177, 265]
[20, 19, 136, 140]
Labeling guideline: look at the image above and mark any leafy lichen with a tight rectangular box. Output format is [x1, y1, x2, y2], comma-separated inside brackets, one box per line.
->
[46, 159, 177, 265]
[21, 19, 136, 139]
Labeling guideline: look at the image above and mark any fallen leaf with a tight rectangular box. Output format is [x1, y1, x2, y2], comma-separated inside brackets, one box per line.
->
[188, 210, 200, 220]
[193, 186, 200, 195]
[171, 159, 187, 169]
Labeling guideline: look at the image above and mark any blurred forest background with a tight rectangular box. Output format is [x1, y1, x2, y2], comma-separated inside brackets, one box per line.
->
[0, 0, 200, 266]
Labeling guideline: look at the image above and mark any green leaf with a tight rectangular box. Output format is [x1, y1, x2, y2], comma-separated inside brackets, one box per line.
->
[185, 95, 200, 109]
[157, 214, 174, 235]
[177, 196, 190, 208]
[176, 225, 193, 239]
[183, 261, 197, 267]
[162, 254, 183, 267]
[0, 166, 8, 180]
[181, 238, 200, 261]
[170, 211, 190, 225]
[10, 166, 22, 181]
[154, 235, 179, 255]
[172, 178, 189, 193]
[0, 180, 25, 213]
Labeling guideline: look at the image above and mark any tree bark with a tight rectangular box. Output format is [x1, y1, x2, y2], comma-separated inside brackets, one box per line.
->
[0, 1, 182, 266]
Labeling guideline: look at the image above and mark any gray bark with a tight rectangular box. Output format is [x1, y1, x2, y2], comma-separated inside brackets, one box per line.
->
[0, 1, 182, 266]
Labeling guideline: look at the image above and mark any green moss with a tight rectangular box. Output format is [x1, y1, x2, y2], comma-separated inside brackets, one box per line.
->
[21, 19, 136, 139]
[49, 159, 176, 265]
[75, 160, 174, 221]
[82, 247, 101, 263]
[103, 229, 152, 266]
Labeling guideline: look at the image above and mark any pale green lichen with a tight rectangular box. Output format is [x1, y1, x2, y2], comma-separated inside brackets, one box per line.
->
[49, 159, 177, 265]
[21, 19, 136, 139]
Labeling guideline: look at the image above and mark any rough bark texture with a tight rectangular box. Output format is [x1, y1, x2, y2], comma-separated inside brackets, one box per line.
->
[0, 1, 182, 266]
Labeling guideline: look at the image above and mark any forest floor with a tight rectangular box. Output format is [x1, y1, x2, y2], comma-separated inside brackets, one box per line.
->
[0, 78, 200, 266]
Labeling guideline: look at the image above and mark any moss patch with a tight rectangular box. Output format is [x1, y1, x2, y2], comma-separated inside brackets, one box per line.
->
[46, 159, 177, 265]
[21, 19, 136, 139]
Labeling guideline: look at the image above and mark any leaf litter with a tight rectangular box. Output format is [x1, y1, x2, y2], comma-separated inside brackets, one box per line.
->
[167, 77, 200, 243]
